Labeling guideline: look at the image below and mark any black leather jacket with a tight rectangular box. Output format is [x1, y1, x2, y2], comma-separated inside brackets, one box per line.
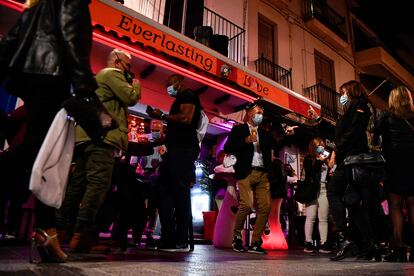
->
[374, 111, 414, 156]
[3, 0, 97, 92]
[334, 99, 371, 164]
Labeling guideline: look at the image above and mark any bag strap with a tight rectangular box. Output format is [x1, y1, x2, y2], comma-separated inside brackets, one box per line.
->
[404, 119, 414, 132]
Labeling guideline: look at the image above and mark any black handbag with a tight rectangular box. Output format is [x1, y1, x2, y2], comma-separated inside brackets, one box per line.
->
[63, 91, 118, 142]
[343, 152, 386, 184]
[343, 183, 360, 206]
[294, 178, 318, 204]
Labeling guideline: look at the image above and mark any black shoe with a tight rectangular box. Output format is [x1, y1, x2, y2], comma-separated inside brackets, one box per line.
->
[357, 240, 382, 261]
[232, 237, 245, 252]
[248, 241, 267, 254]
[318, 242, 331, 254]
[145, 237, 157, 250]
[330, 233, 357, 261]
[384, 247, 407, 262]
[304, 242, 315, 253]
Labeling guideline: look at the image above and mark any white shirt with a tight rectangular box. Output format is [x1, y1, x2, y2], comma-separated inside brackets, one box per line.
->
[248, 123, 264, 168]
[320, 163, 328, 183]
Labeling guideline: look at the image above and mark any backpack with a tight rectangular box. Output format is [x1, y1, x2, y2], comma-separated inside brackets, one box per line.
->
[196, 109, 209, 143]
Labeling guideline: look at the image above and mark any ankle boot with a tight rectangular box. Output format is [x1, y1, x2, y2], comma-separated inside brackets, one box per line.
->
[384, 247, 407, 262]
[69, 232, 110, 254]
[330, 232, 356, 261]
[357, 240, 381, 261]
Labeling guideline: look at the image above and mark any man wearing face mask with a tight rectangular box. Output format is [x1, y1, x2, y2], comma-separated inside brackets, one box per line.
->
[139, 120, 166, 177]
[58, 48, 141, 253]
[133, 119, 166, 248]
[224, 102, 296, 254]
[146, 74, 201, 252]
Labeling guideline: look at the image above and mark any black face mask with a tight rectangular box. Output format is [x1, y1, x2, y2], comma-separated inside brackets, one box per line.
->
[115, 52, 134, 84]
[124, 70, 135, 84]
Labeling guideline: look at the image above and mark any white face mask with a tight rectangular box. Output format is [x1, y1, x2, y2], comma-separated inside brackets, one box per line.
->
[167, 85, 177, 97]
[252, 113, 263, 125]
[151, 131, 161, 140]
[340, 95, 349, 106]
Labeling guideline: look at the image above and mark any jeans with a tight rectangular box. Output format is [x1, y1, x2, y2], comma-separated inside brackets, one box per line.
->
[327, 163, 377, 242]
[305, 183, 329, 243]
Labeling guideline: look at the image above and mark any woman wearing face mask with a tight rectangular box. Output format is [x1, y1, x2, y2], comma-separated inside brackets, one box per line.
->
[328, 80, 380, 261]
[303, 138, 331, 254]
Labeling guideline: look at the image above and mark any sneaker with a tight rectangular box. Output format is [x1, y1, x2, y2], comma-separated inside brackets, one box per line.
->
[304, 242, 315, 253]
[319, 242, 331, 254]
[232, 237, 245, 252]
[248, 241, 267, 254]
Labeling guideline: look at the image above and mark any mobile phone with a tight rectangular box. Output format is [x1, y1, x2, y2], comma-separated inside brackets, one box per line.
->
[321, 150, 330, 158]
[146, 105, 154, 114]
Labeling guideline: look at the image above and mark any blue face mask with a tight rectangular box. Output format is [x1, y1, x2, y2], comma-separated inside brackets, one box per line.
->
[252, 113, 263, 125]
[151, 131, 161, 140]
[167, 85, 177, 97]
[340, 95, 349, 106]
[316, 146, 325, 154]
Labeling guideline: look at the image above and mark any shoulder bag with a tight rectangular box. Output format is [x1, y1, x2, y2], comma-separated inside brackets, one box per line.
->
[293, 168, 318, 204]
[343, 152, 386, 184]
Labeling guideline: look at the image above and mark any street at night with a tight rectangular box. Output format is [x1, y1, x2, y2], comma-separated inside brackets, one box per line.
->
[1, 243, 414, 275]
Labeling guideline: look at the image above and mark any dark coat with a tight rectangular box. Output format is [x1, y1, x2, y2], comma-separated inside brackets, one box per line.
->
[334, 99, 371, 164]
[0, 0, 97, 93]
[223, 123, 279, 180]
[303, 154, 329, 195]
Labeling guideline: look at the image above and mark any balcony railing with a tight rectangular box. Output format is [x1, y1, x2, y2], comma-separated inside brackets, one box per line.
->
[121, 2, 245, 65]
[303, 0, 347, 42]
[123, 0, 165, 24]
[303, 83, 341, 121]
[254, 55, 292, 89]
[202, 7, 245, 65]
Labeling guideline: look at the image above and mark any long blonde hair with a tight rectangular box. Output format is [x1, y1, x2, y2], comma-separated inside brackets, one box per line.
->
[388, 86, 414, 119]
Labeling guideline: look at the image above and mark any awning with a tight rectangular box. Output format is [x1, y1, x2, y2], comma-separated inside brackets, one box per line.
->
[89, 0, 320, 118]
[1, 0, 321, 119]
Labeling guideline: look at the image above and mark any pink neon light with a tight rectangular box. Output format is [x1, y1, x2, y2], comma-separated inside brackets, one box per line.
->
[262, 199, 289, 250]
[93, 32, 256, 103]
[0, 0, 24, 11]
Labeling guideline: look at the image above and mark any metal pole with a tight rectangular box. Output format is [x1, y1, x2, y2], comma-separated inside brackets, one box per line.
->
[368, 79, 387, 96]
[181, 0, 188, 34]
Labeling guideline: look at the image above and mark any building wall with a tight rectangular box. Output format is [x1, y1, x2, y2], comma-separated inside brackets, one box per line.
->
[218, 0, 357, 94]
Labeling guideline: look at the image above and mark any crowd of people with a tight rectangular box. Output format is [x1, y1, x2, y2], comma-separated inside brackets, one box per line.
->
[0, 0, 414, 265]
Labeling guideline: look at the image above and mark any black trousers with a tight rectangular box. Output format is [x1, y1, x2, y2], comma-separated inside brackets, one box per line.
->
[158, 146, 199, 246]
[327, 163, 378, 241]
[3, 74, 70, 229]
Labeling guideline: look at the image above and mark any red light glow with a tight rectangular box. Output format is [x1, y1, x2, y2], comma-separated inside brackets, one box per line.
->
[92, 32, 256, 103]
[262, 199, 289, 250]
